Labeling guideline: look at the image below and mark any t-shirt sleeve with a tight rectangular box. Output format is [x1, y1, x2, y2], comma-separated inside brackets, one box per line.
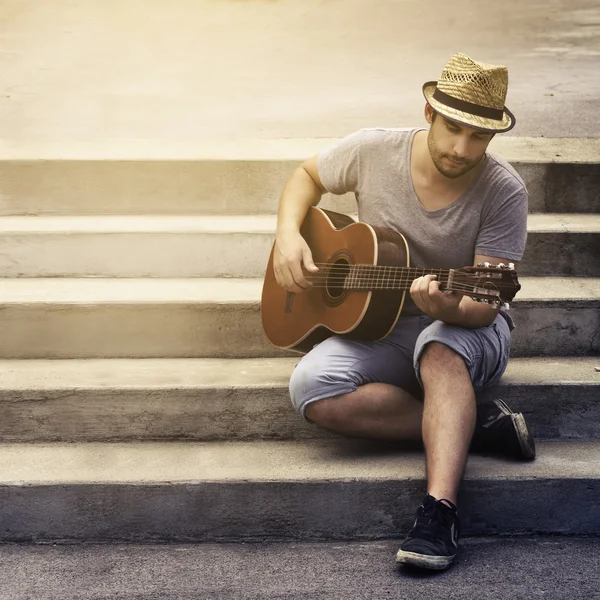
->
[317, 130, 366, 195]
[475, 187, 528, 261]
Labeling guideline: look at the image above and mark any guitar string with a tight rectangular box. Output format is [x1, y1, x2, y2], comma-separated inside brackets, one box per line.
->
[308, 264, 514, 276]
[302, 266, 515, 291]
[300, 277, 513, 290]
[301, 285, 510, 297]
[304, 277, 512, 286]
[305, 266, 509, 273]
[301, 283, 502, 293]
[304, 276, 512, 285]
[286, 263, 515, 293]
[307, 267, 513, 280]
[306, 266, 513, 278]
[309, 262, 513, 270]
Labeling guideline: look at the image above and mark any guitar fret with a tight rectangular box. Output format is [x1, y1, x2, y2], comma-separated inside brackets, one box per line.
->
[346, 265, 354, 289]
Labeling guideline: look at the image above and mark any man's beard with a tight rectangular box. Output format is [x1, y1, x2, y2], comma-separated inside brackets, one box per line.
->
[428, 136, 482, 179]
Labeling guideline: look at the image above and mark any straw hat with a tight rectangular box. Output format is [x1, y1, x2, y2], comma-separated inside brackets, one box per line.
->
[423, 53, 516, 133]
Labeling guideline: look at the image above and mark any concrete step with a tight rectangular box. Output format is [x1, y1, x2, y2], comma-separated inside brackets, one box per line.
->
[0, 277, 597, 359]
[1, 138, 599, 216]
[0, 215, 275, 278]
[1, 537, 598, 600]
[0, 357, 597, 442]
[0, 213, 597, 278]
[520, 214, 600, 277]
[0, 439, 598, 541]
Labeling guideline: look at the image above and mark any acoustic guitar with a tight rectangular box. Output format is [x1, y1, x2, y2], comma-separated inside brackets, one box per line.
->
[261, 207, 521, 353]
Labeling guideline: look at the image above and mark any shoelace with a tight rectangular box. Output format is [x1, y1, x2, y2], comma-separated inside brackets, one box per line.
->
[413, 498, 457, 540]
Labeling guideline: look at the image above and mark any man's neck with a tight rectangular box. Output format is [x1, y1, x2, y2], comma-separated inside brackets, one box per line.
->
[412, 130, 485, 190]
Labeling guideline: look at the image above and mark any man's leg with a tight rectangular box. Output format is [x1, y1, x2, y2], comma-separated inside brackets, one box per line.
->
[397, 313, 528, 570]
[304, 383, 423, 440]
[289, 315, 430, 440]
[419, 341, 475, 504]
[395, 338, 477, 571]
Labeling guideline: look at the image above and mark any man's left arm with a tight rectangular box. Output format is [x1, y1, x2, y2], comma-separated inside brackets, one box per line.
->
[410, 254, 517, 329]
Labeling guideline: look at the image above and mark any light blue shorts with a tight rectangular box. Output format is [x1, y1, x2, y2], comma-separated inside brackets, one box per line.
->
[289, 312, 512, 421]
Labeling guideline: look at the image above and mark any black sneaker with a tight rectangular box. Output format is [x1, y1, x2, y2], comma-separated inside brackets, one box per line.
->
[471, 398, 535, 460]
[395, 494, 460, 570]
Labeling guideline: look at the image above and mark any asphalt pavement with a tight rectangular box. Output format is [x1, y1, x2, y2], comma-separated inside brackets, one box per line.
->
[1, 537, 599, 600]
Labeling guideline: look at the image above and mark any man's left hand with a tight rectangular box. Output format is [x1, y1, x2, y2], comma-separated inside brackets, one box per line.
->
[410, 274, 463, 322]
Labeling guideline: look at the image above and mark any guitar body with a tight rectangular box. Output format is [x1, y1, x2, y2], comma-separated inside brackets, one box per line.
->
[261, 207, 410, 353]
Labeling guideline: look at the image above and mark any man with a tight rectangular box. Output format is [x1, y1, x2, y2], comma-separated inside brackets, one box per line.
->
[272, 53, 534, 570]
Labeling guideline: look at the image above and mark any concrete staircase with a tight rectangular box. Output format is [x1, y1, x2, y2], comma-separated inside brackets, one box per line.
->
[0, 137, 598, 543]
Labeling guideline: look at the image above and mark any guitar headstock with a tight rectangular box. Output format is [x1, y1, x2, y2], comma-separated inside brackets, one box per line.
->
[450, 262, 521, 309]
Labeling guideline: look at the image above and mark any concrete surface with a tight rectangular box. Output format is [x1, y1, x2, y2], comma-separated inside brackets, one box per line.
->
[3, 137, 600, 161]
[0, 356, 596, 390]
[0, 0, 598, 563]
[0, 357, 598, 442]
[0, 439, 599, 540]
[0, 213, 597, 277]
[1, 213, 599, 233]
[0, 275, 594, 304]
[2, 439, 600, 483]
[2, 140, 599, 217]
[1, 0, 600, 145]
[0, 277, 597, 358]
[0, 538, 599, 600]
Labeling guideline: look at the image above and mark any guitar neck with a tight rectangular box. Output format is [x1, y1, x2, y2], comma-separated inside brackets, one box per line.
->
[343, 265, 452, 291]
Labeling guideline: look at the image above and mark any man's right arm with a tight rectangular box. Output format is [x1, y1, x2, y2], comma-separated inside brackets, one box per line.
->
[273, 154, 326, 293]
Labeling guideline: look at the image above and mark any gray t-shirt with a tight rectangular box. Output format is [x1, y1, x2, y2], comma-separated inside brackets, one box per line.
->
[317, 127, 528, 315]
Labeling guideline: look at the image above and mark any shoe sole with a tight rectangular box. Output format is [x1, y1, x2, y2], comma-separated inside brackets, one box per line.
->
[493, 398, 536, 460]
[511, 412, 536, 459]
[395, 549, 455, 570]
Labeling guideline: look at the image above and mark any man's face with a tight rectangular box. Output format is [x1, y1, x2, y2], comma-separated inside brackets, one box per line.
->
[426, 110, 494, 179]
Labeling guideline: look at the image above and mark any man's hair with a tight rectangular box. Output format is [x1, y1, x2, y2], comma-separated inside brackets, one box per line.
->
[431, 108, 495, 138]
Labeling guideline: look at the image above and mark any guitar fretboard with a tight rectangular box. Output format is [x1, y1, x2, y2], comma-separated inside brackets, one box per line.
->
[343, 265, 451, 291]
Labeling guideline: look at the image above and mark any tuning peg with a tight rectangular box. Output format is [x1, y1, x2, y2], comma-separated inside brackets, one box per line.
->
[502, 302, 510, 310]
[508, 263, 515, 270]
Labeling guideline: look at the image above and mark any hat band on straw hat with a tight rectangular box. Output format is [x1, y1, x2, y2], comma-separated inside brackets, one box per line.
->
[433, 88, 504, 121]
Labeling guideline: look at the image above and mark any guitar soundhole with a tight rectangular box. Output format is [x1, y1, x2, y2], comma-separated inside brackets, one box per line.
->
[324, 258, 351, 307]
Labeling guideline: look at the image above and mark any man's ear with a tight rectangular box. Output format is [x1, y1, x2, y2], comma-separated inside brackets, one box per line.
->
[424, 102, 434, 125]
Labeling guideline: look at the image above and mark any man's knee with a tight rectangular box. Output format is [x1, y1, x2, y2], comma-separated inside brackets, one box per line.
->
[419, 342, 468, 378]
[289, 352, 361, 420]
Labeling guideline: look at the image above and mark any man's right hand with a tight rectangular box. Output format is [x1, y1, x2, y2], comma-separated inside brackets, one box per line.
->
[273, 230, 319, 293]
